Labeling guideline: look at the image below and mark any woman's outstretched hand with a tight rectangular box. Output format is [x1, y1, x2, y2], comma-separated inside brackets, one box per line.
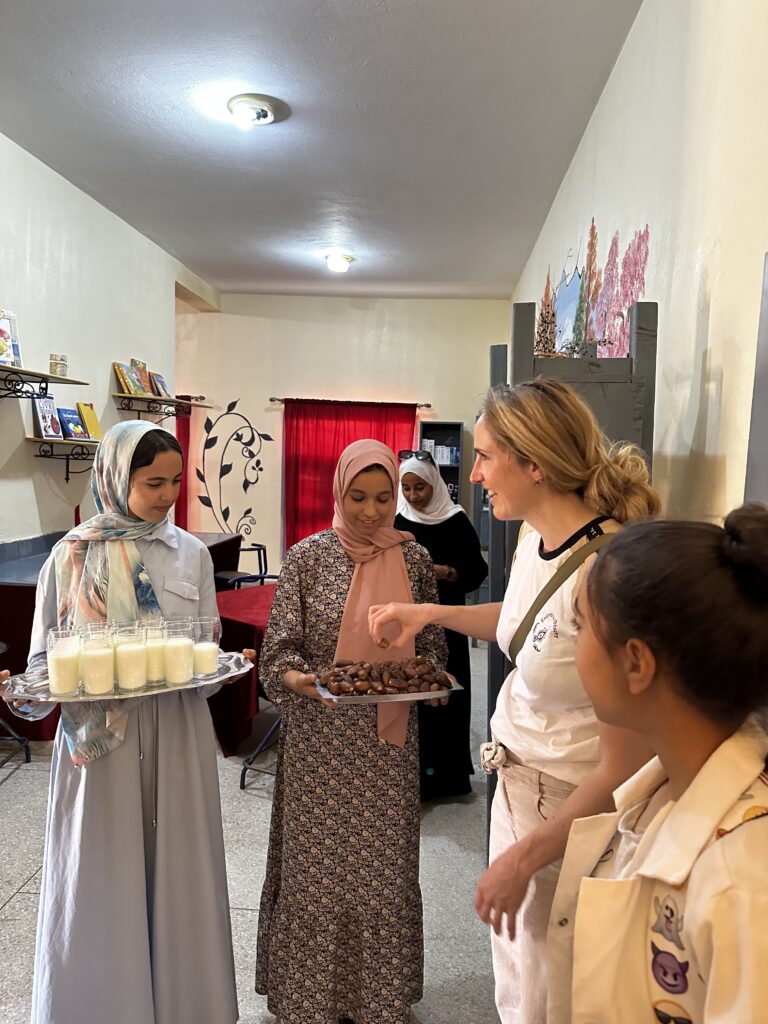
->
[281, 670, 335, 708]
[368, 602, 435, 649]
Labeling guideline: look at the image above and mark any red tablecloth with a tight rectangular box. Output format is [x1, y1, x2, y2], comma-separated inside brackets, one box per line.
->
[210, 584, 276, 756]
[0, 583, 60, 741]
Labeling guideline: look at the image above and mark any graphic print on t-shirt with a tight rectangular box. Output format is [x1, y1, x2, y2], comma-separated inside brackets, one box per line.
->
[531, 611, 558, 652]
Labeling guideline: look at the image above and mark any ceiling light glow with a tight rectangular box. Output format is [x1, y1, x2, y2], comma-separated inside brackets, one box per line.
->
[325, 250, 354, 273]
[227, 94, 276, 129]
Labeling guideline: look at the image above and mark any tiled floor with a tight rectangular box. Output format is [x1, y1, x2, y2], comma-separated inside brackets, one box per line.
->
[0, 645, 497, 1023]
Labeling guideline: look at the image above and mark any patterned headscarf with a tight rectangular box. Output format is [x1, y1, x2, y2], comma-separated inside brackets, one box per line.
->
[52, 420, 178, 765]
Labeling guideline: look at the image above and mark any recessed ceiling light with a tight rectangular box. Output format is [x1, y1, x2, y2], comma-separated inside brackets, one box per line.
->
[325, 250, 354, 273]
[227, 93, 276, 130]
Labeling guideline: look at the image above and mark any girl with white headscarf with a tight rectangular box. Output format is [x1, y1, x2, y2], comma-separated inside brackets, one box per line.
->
[395, 452, 488, 800]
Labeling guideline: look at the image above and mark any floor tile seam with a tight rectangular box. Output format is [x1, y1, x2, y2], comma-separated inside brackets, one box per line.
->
[3, 866, 42, 908]
[0, 885, 38, 914]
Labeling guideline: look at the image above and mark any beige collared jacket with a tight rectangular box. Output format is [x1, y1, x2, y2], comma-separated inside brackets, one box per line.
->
[546, 720, 768, 1024]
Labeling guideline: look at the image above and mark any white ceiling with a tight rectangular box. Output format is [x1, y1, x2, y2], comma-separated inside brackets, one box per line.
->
[1, 0, 641, 298]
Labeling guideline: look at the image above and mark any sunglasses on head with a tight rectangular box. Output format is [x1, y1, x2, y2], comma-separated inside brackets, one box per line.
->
[398, 449, 435, 465]
[654, 1011, 692, 1024]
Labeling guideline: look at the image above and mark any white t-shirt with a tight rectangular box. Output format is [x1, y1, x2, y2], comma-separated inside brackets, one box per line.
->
[491, 519, 616, 786]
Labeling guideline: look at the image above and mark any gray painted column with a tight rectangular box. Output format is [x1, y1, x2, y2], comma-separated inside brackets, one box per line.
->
[745, 254, 768, 503]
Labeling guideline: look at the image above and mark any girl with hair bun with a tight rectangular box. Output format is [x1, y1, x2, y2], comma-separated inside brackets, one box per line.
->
[369, 379, 660, 1024]
[549, 503, 768, 1023]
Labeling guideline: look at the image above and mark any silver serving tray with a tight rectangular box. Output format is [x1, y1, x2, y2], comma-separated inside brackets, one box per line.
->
[315, 675, 462, 704]
[2, 651, 252, 703]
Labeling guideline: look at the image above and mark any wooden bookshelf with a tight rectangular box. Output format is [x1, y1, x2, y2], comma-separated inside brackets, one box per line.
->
[111, 392, 212, 409]
[25, 437, 98, 446]
[0, 365, 90, 401]
[25, 436, 98, 482]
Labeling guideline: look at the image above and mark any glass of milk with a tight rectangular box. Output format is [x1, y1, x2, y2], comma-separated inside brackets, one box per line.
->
[47, 628, 82, 696]
[164, 620, 194, 686]
[114, 626, 148, 692]
[193, 617, 221, 678]
[143, 624, 167, 685]
[80, 632, 115, 696]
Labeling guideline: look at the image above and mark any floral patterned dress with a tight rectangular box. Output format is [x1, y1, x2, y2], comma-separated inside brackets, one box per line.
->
[256, 529, 447, 1024]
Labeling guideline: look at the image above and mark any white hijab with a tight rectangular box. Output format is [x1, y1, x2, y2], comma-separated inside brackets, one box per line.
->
[397, 456, 464, 525]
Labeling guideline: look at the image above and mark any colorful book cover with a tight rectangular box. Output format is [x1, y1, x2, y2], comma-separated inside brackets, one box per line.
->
[112, 361, 130, 393]
[77, 402, 103, 440]
[0, 308, 22, 368]
[32, 395, 62, 440]
[130, 358, 153, 394]
[57, 407, 89, 440]
[150, 371, 172, 399]
[122, 362, 148, 395]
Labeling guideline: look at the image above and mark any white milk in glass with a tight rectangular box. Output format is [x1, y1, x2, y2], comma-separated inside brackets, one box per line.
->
[82, 641, 115, 695]
[193, 642, 219, 676]
[116, 642, 148, 691]
[48, 640, 81, 695]
[146, 639, 166, 683]
[164, 637, 194, 684]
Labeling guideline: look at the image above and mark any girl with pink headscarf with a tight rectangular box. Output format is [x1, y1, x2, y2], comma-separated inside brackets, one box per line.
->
[255, 439, 447, 1024]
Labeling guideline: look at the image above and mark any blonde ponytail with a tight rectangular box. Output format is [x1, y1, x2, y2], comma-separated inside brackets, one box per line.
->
[584, 443, 661, 523]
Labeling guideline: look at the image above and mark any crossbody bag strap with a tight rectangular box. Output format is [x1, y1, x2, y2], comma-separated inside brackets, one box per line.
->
[507, 533, 613, 666]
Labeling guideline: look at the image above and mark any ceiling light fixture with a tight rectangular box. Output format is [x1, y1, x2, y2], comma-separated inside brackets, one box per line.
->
[325, 250, 354, 273]
[226, 94, 276, 130]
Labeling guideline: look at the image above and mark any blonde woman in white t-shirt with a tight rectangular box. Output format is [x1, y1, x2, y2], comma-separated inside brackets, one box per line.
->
[369, 379, 661, 1024]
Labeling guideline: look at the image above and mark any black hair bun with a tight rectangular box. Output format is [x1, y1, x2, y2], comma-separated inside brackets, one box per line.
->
[722, 503, 768, 602]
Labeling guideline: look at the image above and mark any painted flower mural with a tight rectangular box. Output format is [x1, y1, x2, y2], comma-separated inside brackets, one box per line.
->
[534, 219, 650, 358]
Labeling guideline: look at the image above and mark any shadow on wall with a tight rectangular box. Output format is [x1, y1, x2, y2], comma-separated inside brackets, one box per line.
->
[656, 272, 727, 520]
[1, 401, 87, 537]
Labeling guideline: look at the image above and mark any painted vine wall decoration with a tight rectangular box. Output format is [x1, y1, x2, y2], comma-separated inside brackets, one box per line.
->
[196, 399, 273, 537]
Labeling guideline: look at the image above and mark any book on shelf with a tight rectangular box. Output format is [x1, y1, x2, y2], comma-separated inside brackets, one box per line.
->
[0, 308, 22, 368]
[113, 361, 148, 395]
[420, 439, 435, 456]
[112, 361, 130, 393]
[32, 395, 63, 440]
[130, 358, 153, 394]
[434, 445, 460, 466]
[57, 407, 89, 440]
[76, 402, 103, 440]
[149, 371, 172, 399]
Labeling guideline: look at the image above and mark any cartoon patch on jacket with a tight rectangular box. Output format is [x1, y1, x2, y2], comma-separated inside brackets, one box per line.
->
[651, 942, 689, 994]
[652, 999, 694, 1024]
[651, 895, 685, 950]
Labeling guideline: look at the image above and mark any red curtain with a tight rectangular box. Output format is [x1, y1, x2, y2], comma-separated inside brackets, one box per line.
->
[175, 411, 191, 531]
[283, 400, 417, 549]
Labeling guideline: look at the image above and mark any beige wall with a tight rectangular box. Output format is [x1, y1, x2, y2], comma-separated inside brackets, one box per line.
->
[176, 295, 511, 569]
[513, 0, 768, 520]
[0, 130, 219, 544]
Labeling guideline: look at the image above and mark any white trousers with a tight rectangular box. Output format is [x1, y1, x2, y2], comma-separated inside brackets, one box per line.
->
[489, 761, 576, 1024]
